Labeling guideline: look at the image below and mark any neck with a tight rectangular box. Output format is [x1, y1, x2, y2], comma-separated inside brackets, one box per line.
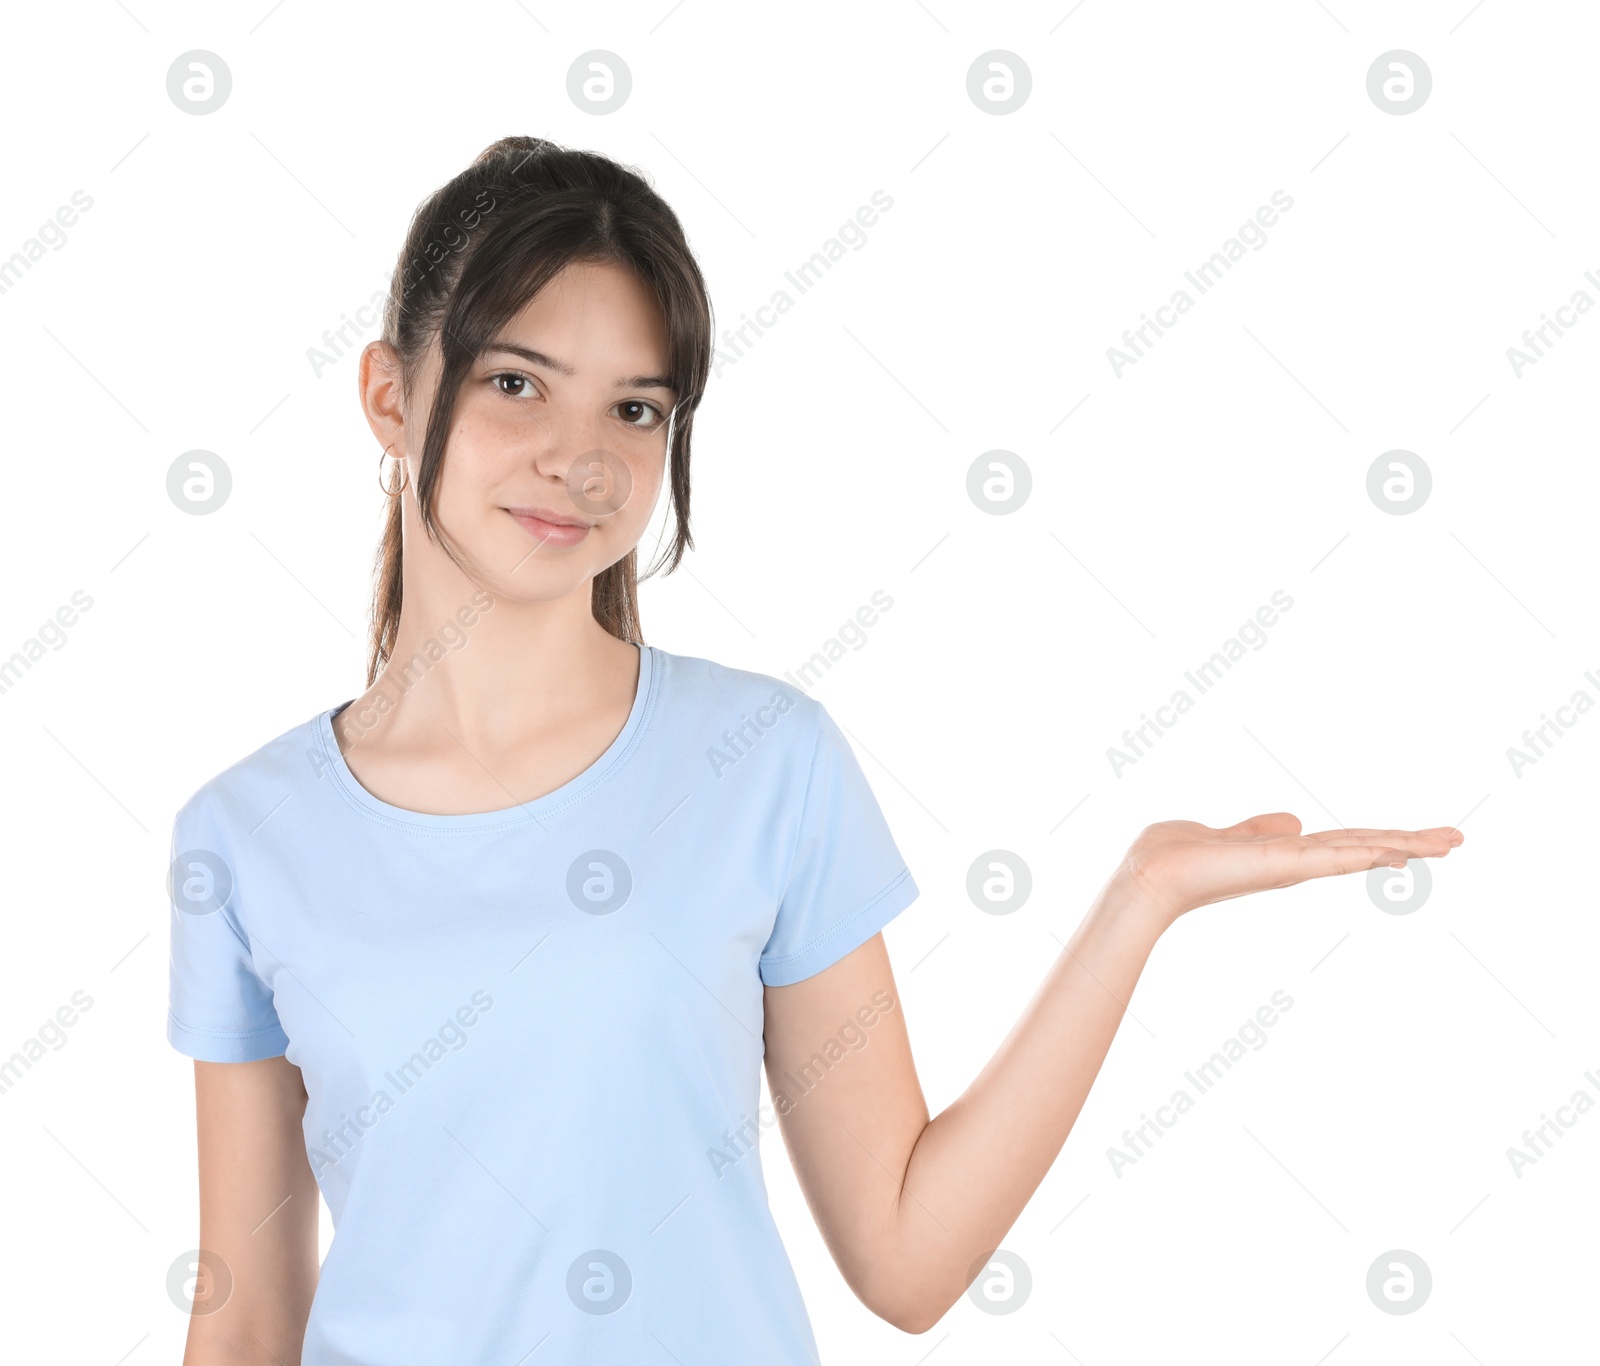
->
[349, 567, 635, 756]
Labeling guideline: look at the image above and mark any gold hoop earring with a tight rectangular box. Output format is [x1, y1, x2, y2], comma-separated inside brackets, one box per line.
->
[378, 445, 409, 496]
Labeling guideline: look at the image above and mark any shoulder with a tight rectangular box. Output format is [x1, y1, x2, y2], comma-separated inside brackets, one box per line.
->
[172, 707, 332, 842]
[649, 645, 831, 774]
[653, 646, 821, 723]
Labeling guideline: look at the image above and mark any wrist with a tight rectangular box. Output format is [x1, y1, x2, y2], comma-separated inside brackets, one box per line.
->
[1090, 869, 1181, 945]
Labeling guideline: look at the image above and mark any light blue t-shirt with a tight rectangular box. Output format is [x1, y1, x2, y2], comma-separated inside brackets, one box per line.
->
[166, 643, 919, 1364]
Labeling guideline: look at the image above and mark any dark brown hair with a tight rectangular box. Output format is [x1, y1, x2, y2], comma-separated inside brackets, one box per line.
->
[367, 135, 713, 686]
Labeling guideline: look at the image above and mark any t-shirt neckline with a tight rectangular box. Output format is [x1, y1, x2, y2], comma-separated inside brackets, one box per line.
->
[314, 641, 657, 833]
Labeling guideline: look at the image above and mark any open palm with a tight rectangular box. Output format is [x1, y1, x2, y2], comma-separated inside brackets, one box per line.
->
[1117, 811, 1464, 926]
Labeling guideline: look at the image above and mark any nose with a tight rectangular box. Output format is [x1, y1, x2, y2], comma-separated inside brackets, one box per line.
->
[527, 403, 607, 480]
[522, 404, 632, 517]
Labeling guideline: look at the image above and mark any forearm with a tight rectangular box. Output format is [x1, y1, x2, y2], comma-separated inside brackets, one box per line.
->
[178, 1247, 316, 1366]
[182, 1307, 310, 1366]
[880, 876, 1166, 1330]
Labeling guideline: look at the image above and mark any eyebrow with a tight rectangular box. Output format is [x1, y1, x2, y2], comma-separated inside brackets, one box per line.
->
[482, 342, 675, 393]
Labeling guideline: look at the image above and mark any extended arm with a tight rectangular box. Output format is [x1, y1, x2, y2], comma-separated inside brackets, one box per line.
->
[761, 813, 1463, 1332]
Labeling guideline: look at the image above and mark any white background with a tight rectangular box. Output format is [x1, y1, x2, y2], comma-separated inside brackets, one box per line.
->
[1, 1, 1594, 1362]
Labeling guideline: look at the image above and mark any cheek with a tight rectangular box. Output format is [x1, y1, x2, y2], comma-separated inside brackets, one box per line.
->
[434, 413, 521, 508]
[455, 403, 528, 464]
[619, 449, 667, 523]
[584, 446, 664, 528]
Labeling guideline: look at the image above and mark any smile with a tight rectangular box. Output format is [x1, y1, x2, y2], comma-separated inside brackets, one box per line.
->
[504, 507, 593, 547]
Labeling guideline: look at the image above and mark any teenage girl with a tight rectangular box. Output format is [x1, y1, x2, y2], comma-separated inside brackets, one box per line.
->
[167, 136, 1463, 1365]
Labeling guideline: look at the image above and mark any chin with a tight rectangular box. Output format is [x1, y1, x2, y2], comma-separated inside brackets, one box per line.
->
[492, 557, 591, 596]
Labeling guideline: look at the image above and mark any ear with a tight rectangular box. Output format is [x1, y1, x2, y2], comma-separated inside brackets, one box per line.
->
[358, 340, 408, 457]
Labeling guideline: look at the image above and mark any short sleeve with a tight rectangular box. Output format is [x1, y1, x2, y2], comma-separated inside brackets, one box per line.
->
[759, 702, 919, 986]
[165, 801, 289, 1063]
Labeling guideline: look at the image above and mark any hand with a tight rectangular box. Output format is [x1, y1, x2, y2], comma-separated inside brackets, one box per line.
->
[1111, 812, 1464, 929]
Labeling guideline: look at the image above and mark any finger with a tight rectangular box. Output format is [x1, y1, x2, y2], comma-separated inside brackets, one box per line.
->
[1299, 831, 1465, 850]
[1294, 844, 1417, 879]
[1310, 840, 1458, 870]
[1306, 834, 1452, 852]
[1304, 826, 1464, 847]
[1388, 830, 1463, 857]
[1218, 812, 1302, 839]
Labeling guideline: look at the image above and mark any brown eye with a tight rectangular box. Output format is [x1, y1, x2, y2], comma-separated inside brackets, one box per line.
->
[615, 400, 662, 428]
[493, 374, 530, 397]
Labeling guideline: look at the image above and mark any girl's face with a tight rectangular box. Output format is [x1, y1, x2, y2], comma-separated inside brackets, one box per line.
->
[385, 258, 676, 605]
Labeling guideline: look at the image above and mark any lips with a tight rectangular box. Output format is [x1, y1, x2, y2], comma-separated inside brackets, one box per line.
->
[505, 506, 593, 547]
